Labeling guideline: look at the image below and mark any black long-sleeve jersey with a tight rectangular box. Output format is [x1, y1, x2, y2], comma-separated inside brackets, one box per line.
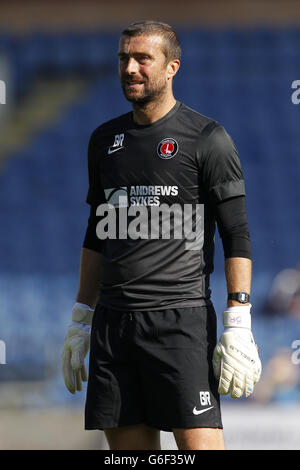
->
[83, 101, 248, 311]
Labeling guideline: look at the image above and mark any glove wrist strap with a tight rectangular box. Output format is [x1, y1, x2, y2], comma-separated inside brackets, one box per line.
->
[223, 304, 251, 329]
[70, 321, 91, 332]
[71, 303, 94, 325]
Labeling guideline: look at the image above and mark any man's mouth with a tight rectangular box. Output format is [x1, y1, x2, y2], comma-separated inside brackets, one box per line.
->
[126, 80, 144, 88]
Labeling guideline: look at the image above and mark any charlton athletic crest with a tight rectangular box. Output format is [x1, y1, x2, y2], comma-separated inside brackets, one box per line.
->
[157, 138, 178, 159]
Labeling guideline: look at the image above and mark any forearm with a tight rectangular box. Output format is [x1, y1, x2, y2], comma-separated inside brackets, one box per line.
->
[215, 256, 261, 398]
[225, 257, 252, 307]
[76, 247, 102, 309]
[213, 196, 252, 308]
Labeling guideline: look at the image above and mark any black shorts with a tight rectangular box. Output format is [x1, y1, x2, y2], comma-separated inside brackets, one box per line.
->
[84, 303, 223, 432]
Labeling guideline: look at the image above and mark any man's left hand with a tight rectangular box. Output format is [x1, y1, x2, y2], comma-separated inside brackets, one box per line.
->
[213, 305, 262, 398]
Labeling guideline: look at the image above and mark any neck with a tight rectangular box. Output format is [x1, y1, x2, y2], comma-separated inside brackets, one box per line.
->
[132, 93, 177, 125]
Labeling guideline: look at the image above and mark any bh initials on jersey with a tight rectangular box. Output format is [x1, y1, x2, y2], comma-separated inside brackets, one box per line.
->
[199, 391, 211, 406]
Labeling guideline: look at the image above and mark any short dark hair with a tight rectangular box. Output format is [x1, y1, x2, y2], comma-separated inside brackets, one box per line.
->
[121, 20, 181, 63]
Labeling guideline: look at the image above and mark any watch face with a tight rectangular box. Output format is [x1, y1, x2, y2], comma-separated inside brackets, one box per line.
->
[228, 292, 249, 303]
[239, 293, 248, 302]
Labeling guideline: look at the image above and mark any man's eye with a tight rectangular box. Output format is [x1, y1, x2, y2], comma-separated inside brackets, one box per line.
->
[119, 55, 129, 63]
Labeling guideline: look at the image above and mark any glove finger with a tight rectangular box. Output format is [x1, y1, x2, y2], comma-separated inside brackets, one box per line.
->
[218, 360, 233, 395]
[62, 348, 75, 394]
[245, 375, 254, 397]
[75, 369, 82, 392]
[81, 363, 88, 382]
[212, 345, 222, 380]
[71, 348, 84, 371]
[254, 362, 262, 383]
[231, 371, 244, 399]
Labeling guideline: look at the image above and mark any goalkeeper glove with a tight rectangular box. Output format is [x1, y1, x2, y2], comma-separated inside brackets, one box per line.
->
[62, 302, 94, 394]
[213, 304, 261, 398]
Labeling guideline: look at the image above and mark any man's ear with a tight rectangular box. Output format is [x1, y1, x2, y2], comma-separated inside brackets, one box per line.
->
[167, 59, 180, 80]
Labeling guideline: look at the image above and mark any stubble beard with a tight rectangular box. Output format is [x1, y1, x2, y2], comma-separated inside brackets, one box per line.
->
[122, 76, 168, 110]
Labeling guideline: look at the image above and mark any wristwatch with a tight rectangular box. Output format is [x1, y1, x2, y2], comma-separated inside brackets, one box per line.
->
[228, 292, 250, 304]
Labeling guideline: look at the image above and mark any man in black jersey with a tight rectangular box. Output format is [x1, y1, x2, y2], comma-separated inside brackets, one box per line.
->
[62, 21, 261, 450]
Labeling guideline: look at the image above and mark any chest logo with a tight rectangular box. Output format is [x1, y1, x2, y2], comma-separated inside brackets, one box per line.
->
[108, 133, 125, 155]
[157, 138, 178, 160]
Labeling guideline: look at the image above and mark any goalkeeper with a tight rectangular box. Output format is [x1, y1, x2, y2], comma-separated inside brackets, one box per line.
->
[62, 20, 261, 450]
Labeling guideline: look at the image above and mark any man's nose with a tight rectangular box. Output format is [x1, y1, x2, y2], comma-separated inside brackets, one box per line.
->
[126, 57, 139, 74]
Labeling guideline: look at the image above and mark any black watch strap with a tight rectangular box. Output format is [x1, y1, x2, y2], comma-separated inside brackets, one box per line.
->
[228, 292, 250, 303]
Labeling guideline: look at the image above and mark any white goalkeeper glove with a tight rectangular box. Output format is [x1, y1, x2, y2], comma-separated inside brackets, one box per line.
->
[62, 302, 94, 394]
[213, 304, 262, 398]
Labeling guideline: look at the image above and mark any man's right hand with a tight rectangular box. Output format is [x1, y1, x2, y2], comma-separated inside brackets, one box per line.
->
[62, 303, 94, 394]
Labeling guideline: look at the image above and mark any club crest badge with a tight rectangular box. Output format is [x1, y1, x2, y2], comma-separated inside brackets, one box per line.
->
[157, 138, 178, 159]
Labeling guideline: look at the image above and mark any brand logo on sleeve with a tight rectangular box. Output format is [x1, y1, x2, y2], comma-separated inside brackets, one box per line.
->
[157, 138, 178, 159]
